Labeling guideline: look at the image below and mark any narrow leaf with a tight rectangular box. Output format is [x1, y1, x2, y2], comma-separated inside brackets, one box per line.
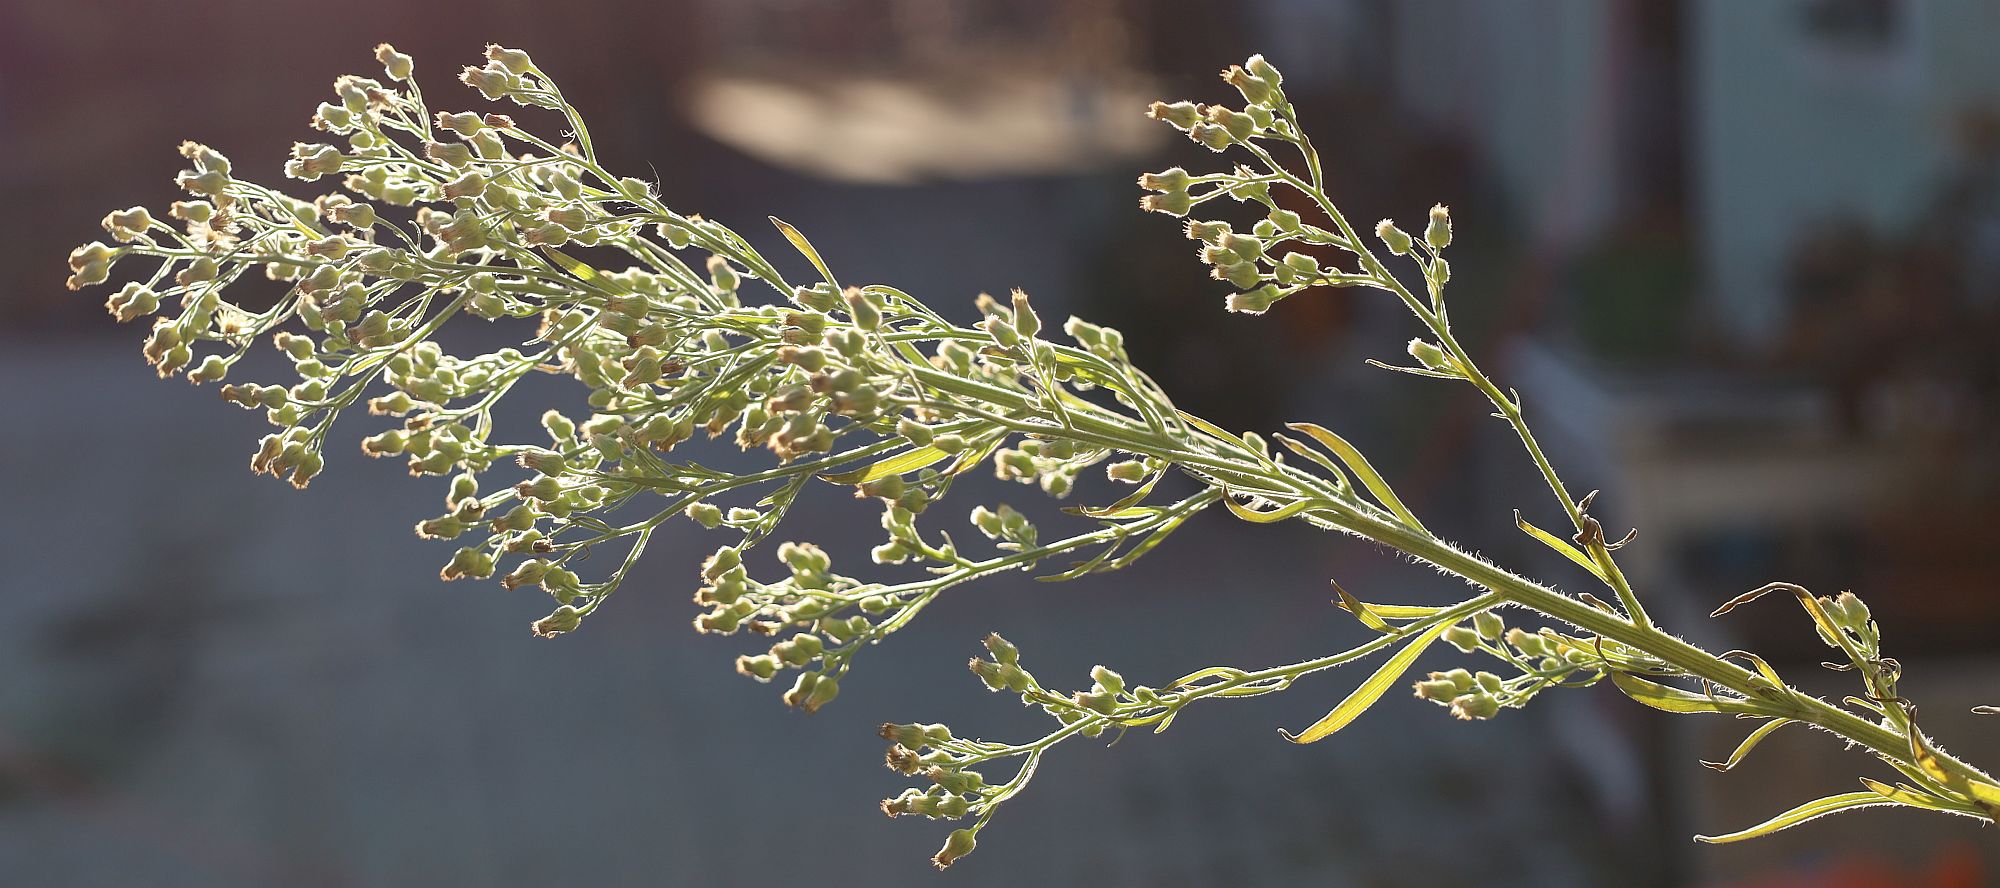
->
[1694, 792, 1897, 843]
[1176, 410, 1245, 448]
[1611, 672, 1763, 716]
[1701, 718, 1794, 772]
[1859, 778, 1981, 815]
[1364, 358, 1462, 380]
[768, 216, 839, 289]
[1222, 492, 1313, 524]
[1071, 470, 1164, 518]
[1330, 581, 1394, 634]
[1279, 619, 1453, 743]
[1514, 510, 1608, 582]
[1273, 433, 1348, 483]
[1285, 422, 1429, 533]
[820, 446, 951, 485]
[1172, 666, 1247, 688]
[542, 246, 630, 294]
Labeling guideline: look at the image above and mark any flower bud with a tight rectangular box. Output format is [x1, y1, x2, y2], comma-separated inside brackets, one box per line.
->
[933, 828, 977, 869]
[685, 501, 723, 528]
[1138, 167, 1192, 193]
[1010, 290, 1040, 339]
[1425, 204, 1452, 250]
[1145, 101, 1201, 130]
[374, 43, 414, 81]
[1222, 64, 1274, 105]
[1376, 219, 1413, 255]
[1450, 692, 1500, 720]
[736, 654, 779, 681]
[1415, 679, 1460, 702]
[1139, 189, 1192, 217]
[1090, 665, 1125, 696]
[1471, 613, 1504, 643]
[982, 632, 1019, 665]
[1224, 285, 1282, 315]
[1408, 339, 1452, 371]
[531, 604, 582, 638]
[1444, 624, 1482, 653]
[1246, 54, 1284, 87]
[1190, 123, 1233, 151]
[486, 45, 535, 75]
[1106, 460, 1147, 483]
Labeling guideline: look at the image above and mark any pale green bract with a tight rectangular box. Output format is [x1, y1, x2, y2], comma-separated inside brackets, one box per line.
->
[69, 43, 1999, 869]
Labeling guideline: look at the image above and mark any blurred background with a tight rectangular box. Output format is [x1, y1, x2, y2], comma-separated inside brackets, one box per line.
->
[3, 0, 1998, 885]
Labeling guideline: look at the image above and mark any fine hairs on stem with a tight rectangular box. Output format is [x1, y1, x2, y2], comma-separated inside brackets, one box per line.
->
[68, 44, 1999, 869]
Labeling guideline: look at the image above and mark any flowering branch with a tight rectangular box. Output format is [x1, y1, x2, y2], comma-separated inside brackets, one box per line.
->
[68, 44, 1997, 869]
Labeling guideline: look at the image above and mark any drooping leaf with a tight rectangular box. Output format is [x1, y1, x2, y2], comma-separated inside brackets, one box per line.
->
[1279, 618, 1454, 744]
[1694, 792, 1899, 843]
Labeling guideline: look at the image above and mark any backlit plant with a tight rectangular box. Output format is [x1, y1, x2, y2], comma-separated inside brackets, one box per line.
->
[68, 44, 1998, 868]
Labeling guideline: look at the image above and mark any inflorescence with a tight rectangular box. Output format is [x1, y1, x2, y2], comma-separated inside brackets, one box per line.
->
[71, 45, 1999, 868]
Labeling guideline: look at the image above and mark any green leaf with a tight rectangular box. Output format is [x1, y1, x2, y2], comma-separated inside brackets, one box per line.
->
[1221, 491, 1313, 524]
[541, 246, 631, 294]
[1513, 510, 1608, 582]
[1694, 792, 1897, 843]
[1176, 410, 1245, 449]
[1610, 672, 1765, 715]
[820, 446, 952, 485]
[769, 216, 839, 290]
[1279, 618, 1453, 743]
[1069, 471, 1165, 519]
[1284, 422, 1428, 534]
[1701, 718, 1793, 772]
[1172, 666, 1248, 688]
[1272, 433, 1348, 484]
[1330, 581, 1394, 634]
[1859, 778, 1984, 815]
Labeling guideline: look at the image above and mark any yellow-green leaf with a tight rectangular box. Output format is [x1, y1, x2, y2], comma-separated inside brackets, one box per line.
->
[1175, 409, 1247, 451]
[769, 216, 839, 289]
[1611, 672, 1761, 715]
[1285, 422, 1428, 534]
[1701, 718, 1793, 772]
[1279, 618, 1453, 744]
[1514, 510, 1608, 582]
[820, 446, 951, 485]
[1330, 581, 1394, 634]
[1694, 792, 1896, 843]
[542, 246, 630, 293]
[1221, 492, 1313, 524]
[1172, 666, 1247, 688]
[1859, 778, 1980, 815]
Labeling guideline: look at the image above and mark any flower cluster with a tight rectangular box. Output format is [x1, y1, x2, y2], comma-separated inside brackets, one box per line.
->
[67, 43, 1241, 705]
[72, 44, 2000, 868]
